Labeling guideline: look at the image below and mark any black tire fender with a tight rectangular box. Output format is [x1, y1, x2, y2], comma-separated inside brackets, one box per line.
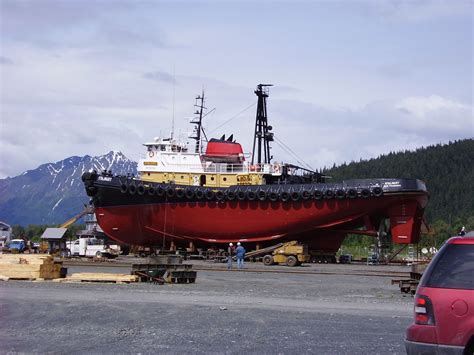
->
[226, 191, 236, 201]
[148, 186, 156, 196]
[324, 190, 334, 199]
[280, 191, 290, 202]
[257, 190, 267, 201]
[137, 184, 146, 195]
[313, 190, 323, 200]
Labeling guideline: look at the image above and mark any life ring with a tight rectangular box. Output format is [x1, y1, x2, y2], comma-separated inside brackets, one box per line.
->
[249, 165, 257, 172]
[148, 151, 154, 158]
[273, 164, 281, 174]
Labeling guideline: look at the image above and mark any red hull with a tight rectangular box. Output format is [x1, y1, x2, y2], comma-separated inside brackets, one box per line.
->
[95, 192, 428, 247]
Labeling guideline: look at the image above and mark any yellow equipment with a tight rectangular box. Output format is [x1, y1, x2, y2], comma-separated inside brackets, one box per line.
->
[60, 206, 94, 228]
[262, 241, 310, 267]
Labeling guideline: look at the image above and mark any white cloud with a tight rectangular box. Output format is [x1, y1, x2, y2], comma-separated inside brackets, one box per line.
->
[0, 1, 471, 178]
[395, 95, 470, 118]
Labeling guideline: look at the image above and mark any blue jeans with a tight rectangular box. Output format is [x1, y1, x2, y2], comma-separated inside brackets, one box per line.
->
[227, 256, 232, 269]
[237, 257, 244, 269]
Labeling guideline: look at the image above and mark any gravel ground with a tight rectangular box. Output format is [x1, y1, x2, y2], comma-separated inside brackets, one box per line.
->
[0, 262, 414, 354]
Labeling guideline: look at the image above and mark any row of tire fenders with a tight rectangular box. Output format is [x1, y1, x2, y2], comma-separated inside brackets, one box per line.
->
[119, 182, 384, 202]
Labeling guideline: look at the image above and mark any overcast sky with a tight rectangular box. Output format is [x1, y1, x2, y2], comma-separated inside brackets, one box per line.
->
[1, 0, 472, 178]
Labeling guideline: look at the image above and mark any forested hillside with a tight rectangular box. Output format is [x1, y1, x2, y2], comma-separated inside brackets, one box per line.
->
[324, 139, 474, 242]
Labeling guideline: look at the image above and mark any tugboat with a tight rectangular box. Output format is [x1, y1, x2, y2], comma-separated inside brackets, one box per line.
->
[82, 85, 429, 255]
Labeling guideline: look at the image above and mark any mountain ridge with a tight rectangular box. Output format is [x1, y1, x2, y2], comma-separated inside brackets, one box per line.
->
[0, 151, 137, 225]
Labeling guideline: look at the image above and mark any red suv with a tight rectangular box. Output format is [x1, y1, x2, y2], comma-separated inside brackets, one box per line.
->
[406, 234, 474, 354]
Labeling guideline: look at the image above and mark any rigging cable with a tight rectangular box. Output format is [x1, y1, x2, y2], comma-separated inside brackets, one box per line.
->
[273, 135, 314, 171]
[208, 102, 256, 134]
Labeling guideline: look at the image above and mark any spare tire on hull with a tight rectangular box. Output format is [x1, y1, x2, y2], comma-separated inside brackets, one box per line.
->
[166, 188, 175, 198]
[335, 189, 345, 199]
[247, 190, 257, 201]
[226, 191, 236, 201]
[236, 190, 246, 201]
[205, 190, 215, 200]
[290, 191, 300, 201]
[269, 191, 279, 202]
[324, 190, 334, 199]
[347, 188, 357, 199]
[301, 190, 311, 200]
[86, 186, 98, 197]
[280, 191, 290, 202]
[156, 186, 166, 197]
[120, 184, 128, 194]
[175, 189, 185, 199]
[257, 190, 267, 201]
[185, 188, 195, 199]
[137, 184, 146, 195]
[372, 186, 383, 197]
[313, 190, 323, 200]
[128, 184, 137, 195]
[215, 190, 225, 201]
[195, 189, 205, 200]
[361, 189, 371, 198]
[148, 186, 156, 196]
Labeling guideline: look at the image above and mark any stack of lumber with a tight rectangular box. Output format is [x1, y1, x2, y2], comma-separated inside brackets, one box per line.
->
[0, 254, 63, 280]
[57, 273, 138, 284]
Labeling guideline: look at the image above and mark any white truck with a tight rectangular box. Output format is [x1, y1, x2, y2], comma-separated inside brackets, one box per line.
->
[66, 237, 120, 258]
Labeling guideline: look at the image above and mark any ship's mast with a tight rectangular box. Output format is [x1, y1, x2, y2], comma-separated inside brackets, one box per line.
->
[251, 84, 274, 165]
[190, 91, 206, 153]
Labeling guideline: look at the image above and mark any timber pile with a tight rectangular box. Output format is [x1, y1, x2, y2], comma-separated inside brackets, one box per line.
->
[57, 273, 138, 284]
[0, 254, 64, 280]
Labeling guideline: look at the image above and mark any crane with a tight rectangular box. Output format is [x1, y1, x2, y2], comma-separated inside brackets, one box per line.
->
[60, 205, 94, 228]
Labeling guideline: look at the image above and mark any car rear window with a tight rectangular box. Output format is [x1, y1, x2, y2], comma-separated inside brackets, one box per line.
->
[422, 244, 474, 289]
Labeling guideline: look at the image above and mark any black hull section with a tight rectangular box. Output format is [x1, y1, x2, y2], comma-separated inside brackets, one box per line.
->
[82, 171, 428, 208]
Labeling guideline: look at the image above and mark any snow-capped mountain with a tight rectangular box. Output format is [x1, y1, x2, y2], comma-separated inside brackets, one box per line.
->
[0, 151, 137, 225]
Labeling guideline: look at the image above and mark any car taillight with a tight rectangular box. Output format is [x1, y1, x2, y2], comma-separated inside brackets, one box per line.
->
[414, 294, 436, 325]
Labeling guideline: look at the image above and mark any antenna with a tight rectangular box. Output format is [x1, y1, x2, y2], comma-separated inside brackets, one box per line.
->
[171, 66, 176, 139]
[251, 84, 274, 165]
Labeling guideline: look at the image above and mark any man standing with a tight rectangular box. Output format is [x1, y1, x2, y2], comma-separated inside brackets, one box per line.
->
[227, 243, 234, 270]
[235, 242, 246, 269]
